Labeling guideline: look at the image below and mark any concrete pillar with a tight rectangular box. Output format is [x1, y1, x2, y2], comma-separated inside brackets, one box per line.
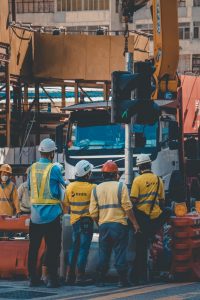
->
[6, 62, 11, 147]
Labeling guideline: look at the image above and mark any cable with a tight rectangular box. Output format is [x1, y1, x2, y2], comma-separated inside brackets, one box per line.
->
[18, 112, 36, 162]
[93, 157, 125, 169]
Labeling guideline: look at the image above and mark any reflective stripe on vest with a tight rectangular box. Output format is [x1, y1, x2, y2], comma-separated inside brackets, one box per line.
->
[93, 182, 123, 209]
[70, 208, 89, 215]
[31, 163, 60, 205]
[69, 201, 90, 206]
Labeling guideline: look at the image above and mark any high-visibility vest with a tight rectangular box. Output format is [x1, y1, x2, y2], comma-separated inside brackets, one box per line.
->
[0, 181, 16, 216]
[93, 181, 123, 209]
[30, 162, 60, 205]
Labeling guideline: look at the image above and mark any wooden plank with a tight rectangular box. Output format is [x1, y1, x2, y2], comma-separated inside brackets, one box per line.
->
[0, 0, 10, 44]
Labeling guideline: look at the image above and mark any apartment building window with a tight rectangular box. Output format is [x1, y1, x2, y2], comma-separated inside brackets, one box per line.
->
[136, 24, 153, 40]
[179, 23, 190, 39]
[57, 0, 109, 11]
[12, 0, 54, 13]
[194, 22, 200, 38]
[178, 0, 186, 7]
[66, 25, 108, 35]
[178, 54, 191, 74]
[192, 55, 200, 73]
[193, 0, 200, 6]
[116, 0, 119, 13]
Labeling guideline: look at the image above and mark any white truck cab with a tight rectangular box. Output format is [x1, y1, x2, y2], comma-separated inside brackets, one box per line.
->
[60, 101, 179, 194]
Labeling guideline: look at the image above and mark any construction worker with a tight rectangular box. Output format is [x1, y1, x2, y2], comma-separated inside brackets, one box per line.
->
[28, 138, 66, 288]
[41, 162, 68, 285]
[89, 160, 140, 287]
[0, 164, 21, 217]
[64, 160, 95, 285]
[17, 167, 31, 214]
[130, 154, 171, 285]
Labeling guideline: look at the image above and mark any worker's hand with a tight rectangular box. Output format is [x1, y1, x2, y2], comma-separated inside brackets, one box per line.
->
[16, 212, 21, 218]
[132, 222, 141, 234]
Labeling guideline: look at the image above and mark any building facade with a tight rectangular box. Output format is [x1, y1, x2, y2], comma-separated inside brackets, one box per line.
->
[12, 0, 200, 73]
[12, 0, 123, 33]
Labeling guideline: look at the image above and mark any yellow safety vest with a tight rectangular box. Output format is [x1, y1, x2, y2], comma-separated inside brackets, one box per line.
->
[30, 162, 60, 205]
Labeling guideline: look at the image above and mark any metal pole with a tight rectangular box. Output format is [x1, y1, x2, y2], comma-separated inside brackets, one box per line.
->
[24, 84, 29, 112]
[35, 83, 40, 145]
[6, 61, 11, 147]
[61, 85, 66, 108]
[125, 52, 133, 188]
[11, 0, 16, 22]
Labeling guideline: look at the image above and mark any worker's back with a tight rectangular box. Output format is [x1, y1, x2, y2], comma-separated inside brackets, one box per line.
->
[91, 181, 131, 226]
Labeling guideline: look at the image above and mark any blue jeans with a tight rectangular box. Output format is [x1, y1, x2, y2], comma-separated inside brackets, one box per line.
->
[68, 217, 93, 273]
[98, 222, 129, 275]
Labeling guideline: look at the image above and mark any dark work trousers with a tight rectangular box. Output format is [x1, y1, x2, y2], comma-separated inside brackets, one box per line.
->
[28, 216, 62, 281]
[133, 208, 171, 283]
[98, 222, 129, 276]
[68, 217, 93, 274]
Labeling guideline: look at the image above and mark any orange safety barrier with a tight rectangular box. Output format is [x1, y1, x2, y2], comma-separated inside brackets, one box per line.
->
[0, 240, 45, 279]
[0, 215, 30, 233]
[0, 215, 45, 279]
[170, 214, 200, 281]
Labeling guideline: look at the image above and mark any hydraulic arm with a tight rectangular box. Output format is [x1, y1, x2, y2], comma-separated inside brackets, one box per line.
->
[122, 0, 179, 99]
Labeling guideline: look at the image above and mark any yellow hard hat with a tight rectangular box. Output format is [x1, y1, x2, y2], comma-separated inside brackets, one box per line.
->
[0, 164, 12, 174]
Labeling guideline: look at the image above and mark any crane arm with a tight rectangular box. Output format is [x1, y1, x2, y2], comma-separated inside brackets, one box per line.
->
[122, 0, 179, 100]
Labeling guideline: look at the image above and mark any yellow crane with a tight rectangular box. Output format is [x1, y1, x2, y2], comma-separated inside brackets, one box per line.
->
[122, 0, 179, 100]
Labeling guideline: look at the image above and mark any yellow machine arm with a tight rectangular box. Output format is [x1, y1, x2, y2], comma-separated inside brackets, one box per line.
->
[122, 0, 179, 99]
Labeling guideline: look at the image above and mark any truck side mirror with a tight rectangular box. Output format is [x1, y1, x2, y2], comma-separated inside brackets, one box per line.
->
[56, 124, 65, 153]
[169, 121, 179, 141]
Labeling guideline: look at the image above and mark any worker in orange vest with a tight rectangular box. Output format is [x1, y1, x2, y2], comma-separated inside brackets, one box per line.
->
[0, 164, 21, 217]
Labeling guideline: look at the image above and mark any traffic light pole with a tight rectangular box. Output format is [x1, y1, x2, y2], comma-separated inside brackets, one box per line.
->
[125, 52, 133, 188]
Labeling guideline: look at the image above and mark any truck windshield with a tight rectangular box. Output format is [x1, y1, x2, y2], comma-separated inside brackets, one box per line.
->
[68, 122, 158, 150]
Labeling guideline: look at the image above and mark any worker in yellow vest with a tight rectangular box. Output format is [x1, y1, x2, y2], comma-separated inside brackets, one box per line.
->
[64, 160, 96, 285]
[130, 154, 171, 285]
[89, 160, 140, 288]
[0, 164, 21, 217]
[28, 138, 66, 288]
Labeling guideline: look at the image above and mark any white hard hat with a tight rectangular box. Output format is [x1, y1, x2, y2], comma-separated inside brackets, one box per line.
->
[136, 154, 151, 166]
[75, 160, 93, 177]
[38, 138, 57, 153]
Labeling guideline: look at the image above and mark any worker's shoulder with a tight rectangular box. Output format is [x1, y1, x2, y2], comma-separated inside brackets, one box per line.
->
[97, 181, 123, 189]
[67, 181, 95, 188]
[66, 181, 77, 189]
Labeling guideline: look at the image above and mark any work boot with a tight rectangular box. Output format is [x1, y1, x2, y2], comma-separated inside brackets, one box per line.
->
[46, 279, 60, 288]
[65, 269, 76, 285]
[118, 271, 131, 288]
[29, 277, 43, 287]
[46, 275, 60, 288]
[95, 272, 105, 287]
[75, 272, 94, 286]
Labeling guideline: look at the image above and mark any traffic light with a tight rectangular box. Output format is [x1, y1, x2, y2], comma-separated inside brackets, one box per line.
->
[111, 71, 140, 123]
[111, 61, 160, 125]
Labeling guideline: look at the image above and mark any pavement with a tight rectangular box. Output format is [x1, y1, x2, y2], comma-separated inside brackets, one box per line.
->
[0, 280, 200, 300]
